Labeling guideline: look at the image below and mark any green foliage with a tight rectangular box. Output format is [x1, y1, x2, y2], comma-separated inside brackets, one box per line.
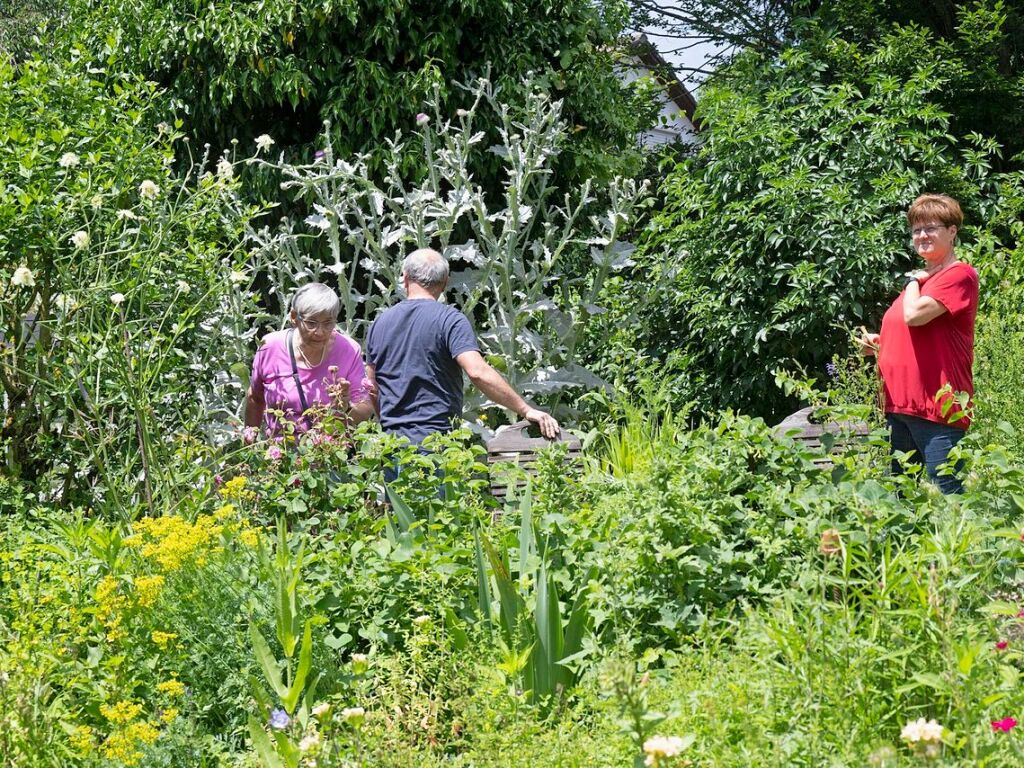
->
[64, 0, 652, 186]
[0, 53, 262, 511]
[638, 22, 1012, 418]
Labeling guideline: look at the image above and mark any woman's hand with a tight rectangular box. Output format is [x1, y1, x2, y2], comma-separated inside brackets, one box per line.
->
[857, 326, 880, 357]
[907, 269, 930, 284]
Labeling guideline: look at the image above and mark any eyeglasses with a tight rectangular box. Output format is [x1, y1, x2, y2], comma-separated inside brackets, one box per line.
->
[297, 315, 336, 332]
[910, 224, 947, 238]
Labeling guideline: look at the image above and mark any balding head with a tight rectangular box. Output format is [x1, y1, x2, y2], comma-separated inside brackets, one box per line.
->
[402, 248, 449, 295]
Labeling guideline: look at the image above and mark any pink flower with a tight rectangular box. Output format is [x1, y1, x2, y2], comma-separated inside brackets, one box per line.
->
[267, 445, 283, 461]
[415, 113, 430, 126]
[992, 717, 1018, 732]
[242, 426, 259, 444]
[214, 474, 224, 486]
[996, 640, 1009, 651]
[290, 476, 302, 487]
[1016, 609, 1024, 619]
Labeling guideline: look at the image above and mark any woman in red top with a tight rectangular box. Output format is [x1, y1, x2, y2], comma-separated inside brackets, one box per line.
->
[860, 194, 979, 494]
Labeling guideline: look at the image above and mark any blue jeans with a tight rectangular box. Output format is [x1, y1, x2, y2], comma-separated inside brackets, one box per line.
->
[886, 413, 965, 495]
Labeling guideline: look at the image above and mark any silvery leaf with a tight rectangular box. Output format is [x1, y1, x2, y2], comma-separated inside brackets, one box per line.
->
[521, 299, 557, 313]
[445, 241, 484, 266]
[520, 364, 610, 394]
[305, 214, 330, 231]
[447, 269, 484, 293]
[488, 145, 509, 158]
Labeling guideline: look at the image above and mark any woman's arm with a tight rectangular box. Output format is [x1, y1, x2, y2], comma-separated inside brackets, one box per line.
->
[244, 385, 265, 428]
[903, 278, 948, 326]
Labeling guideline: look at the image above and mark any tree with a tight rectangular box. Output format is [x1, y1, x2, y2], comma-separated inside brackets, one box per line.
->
[636, 21, 1007, 419]
[64, 0, 655, 187]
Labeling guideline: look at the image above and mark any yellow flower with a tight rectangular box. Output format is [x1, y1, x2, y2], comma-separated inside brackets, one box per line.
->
[134, 574, 165, 607]
[128, 515, 223, 571]
[125, 721, 159, 745]
[156, 679, 185, 697]
[70, 724, 95, 753]
[151, 631, 178, 650]
[100, 700, 144, 724]
[160, 708, 179, 723]
[213, 503, 236, 520]
[102, 731, 143, 765]
[240, 529, 259, 548]
[219, 476, 254, 501]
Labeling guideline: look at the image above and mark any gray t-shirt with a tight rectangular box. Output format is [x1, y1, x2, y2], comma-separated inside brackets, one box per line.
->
[365, 299, 479, 444]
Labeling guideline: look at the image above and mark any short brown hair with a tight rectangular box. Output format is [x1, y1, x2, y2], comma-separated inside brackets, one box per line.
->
[907, 194, 963, 229]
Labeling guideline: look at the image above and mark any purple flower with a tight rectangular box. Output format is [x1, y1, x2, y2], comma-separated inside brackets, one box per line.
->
[825, 362, 838, 380]
[214, 474, 224, 486]
[269, 708, 290, 730]
[314, 149, 326, 162]
[267, 445, 283, 461]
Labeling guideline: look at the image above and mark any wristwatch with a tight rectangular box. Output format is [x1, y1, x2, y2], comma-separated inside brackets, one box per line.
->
[903, 274, 919, 288]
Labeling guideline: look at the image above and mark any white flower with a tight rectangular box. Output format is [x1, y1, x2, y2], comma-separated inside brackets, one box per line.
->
[11, 266, 34, 287]
[110, 292, 125, 305]
[412, 614, 431, 626]
[116, 209, 138, 220]
[216, 156, 234, 181]
[255, 134, 275, 153]
[70, 230, 89, 250]
[58, 152, 80, 168]
[90, 194, 104, 209]
[53, 294, 72, 312]
[901, 718, 943, 744]
[456, 108, 469, 118]
[139, 179, 160, 199]
[156, 122, 171, 134]
[229, 270, 247, 284]
[340, 707, 365, 726]
[298, 732, 320, 752]
[415, 112, 430, 126]
[175, 280, 190, 292]
[311, 702, 330, 718]
[643, 735, 688, 766]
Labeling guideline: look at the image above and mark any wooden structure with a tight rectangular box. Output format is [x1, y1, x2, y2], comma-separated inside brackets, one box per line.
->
[774, 406, 871, 463]
[486, 421, 582, 499]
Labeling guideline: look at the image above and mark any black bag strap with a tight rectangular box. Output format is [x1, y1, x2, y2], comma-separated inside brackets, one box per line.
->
[286, 329, 313, 427]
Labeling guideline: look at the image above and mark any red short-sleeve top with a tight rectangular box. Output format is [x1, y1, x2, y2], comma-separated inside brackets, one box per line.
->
[878, 262, 978, 429]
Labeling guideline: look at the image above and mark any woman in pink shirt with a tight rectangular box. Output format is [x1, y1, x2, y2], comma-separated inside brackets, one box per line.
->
[244, 283, 374, 437]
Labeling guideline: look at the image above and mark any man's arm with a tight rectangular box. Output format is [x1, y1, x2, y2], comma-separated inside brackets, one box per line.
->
[456, 351, 560, 439]
[903, 276, 948, 326]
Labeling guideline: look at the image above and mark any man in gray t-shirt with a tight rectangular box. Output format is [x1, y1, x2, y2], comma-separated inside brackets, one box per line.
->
[365, 248, 559, 444]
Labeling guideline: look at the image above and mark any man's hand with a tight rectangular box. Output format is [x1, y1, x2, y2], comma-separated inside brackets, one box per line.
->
[524, 407, 560, 439]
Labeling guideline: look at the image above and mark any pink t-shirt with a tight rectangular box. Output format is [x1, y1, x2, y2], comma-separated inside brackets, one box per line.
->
[251, 329, 369, 435]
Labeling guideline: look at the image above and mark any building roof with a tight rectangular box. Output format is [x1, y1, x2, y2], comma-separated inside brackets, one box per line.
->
[626, 33, 699, 128]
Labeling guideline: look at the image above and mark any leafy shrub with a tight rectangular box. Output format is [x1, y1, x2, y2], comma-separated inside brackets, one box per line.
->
[65, 0, 653, 187]
[0, 54, 262, 511]
[637, 20, 1015, 419]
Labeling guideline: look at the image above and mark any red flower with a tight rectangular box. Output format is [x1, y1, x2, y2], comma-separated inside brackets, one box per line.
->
[996, 640, 1010, 651]
[1017, 610, 1024, 619]
[992, 717, 1018, 732]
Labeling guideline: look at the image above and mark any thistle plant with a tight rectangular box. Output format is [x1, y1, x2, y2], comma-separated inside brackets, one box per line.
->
[246, 75, 650, 423]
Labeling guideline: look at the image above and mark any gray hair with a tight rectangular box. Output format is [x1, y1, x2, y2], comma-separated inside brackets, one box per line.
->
[403, 248, 449, 288]
[290, 283, 340, 319]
